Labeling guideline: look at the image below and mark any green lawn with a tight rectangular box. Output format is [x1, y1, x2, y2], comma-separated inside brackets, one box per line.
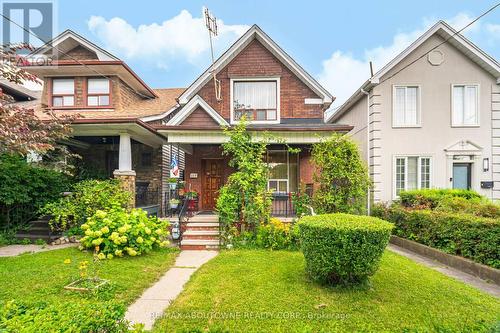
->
[154, 250, 500, 333]
[0, 246, 178, 305]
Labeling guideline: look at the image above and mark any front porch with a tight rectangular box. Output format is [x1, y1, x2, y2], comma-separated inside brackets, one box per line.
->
[68, 121, 167, 215]
[179, 144, 315, 217]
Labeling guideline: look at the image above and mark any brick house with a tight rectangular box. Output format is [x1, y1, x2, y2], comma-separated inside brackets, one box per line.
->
[24, 25, 351, 216]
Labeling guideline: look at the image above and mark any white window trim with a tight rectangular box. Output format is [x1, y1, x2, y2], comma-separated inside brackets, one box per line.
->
[451, 83, 480, 127]
[230, 77, 280, 125]
[392, 85, 422, 128]
[392, 155, 433, 199]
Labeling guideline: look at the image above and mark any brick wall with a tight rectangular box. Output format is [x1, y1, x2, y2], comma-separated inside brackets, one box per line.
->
[198, 39, 324, 120]
[59, 45, 98, 60]
[184, 145, 233, 207]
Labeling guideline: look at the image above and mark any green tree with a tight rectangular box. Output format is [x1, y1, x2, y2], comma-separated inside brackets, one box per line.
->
[311, 133, 371, 214]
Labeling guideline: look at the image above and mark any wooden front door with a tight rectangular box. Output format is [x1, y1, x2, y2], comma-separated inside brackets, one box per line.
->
[202, 159, 223, 210]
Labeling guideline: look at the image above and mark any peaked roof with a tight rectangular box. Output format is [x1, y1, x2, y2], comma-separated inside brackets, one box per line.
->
[327, 20, 500, 123]
[32, 29, 119, 61]
[26, 30, 157, 98]
[178, 24, 334, 105]
[167, 95, 229, 126]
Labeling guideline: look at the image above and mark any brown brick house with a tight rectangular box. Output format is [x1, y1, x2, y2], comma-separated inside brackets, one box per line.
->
[24, 26, 352, 216]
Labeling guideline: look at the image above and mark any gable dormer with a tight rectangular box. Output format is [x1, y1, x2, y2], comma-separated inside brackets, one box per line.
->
[177, 25, 334, 125]
[23, 30, 157, 112]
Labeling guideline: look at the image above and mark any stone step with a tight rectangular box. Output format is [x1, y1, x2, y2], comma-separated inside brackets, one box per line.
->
[180, 239, 220, 246]
[30, 220, 51, 227]
[183, 230, 220, 236]
[185, 222, 219, 228]
[182, 234, 219, 241]
[15, 233, 58, 242]
[180, 244, 219, 250]
[180, 238, 220, 251]
[188, 215, 219, 223]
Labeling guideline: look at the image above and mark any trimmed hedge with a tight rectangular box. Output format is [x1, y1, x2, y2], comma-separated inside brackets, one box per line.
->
[297, 214, 393, 285]
[398, 189, 483, 209]
[373, 205, 500, 268]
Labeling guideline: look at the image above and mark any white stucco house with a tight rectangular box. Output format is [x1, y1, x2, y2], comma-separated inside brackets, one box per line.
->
[327, 21, 500, 203]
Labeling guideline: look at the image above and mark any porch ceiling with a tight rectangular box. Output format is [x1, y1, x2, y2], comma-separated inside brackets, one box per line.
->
[157, 128, 343, 144]
[70, 120, 167, 148]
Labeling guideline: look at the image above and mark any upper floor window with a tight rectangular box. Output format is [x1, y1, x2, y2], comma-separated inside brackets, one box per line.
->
[232, 79, 278, 122]
[393, 85, 420, 127]
[87, 78, 110, 106]
[452, 84, 479, 126]
[52, 78, 75, 107]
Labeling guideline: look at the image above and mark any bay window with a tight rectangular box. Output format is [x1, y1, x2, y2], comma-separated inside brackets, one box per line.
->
[52, 78, 75, 107]
[394, 156, 431, 197]
[393, 86, 420, 127]
[87, 78, 110, 106]
[452, 84, 479, 126]
[267, 150, 298, 194]
[233, 80, 278, 122]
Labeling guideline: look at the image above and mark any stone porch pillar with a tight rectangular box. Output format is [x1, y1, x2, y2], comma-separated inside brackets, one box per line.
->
[113, 132, 136, 208]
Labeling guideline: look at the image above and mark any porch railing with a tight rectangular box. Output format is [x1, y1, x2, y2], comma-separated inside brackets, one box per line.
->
[270, 192, 296, 218]
[135, 188, 160, 208]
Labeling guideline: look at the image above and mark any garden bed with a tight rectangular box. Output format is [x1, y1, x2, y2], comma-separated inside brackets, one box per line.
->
[153, 250, 500, 332]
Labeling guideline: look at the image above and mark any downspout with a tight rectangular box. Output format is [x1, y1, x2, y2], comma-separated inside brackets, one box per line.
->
[360, 88, 370, 215]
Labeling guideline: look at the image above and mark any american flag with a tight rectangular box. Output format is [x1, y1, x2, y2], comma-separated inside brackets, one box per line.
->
[170, 155, 179, 177]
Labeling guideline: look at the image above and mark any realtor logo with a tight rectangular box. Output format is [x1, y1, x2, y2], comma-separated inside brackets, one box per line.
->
[1, 0, 55, 52]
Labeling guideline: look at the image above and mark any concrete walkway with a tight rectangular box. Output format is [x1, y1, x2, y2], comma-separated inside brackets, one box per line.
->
[388, 244, 500, 298]
[125, 250, 218, 330]
[0, 243, 76, 257]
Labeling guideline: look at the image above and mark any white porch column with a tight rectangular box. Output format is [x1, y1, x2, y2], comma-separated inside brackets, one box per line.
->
[114, 132, 136, 208]
[118, 132, 133, 172]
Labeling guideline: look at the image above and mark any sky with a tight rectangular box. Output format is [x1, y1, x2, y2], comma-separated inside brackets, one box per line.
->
[16, 0, 500, 106]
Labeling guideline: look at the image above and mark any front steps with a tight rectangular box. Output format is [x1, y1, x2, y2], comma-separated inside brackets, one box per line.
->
[15, 217, 61, 243]
[180, 214, 220, 250]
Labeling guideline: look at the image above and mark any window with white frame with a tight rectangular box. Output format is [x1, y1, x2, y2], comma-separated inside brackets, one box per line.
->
[267, 150, 298, 193]
[233, 80, 277, 121]
[87, 78, 110, 106]
[52, 78, 75, 107]
[452, 85, 479, 126]
[393, 86, 420, 127]
[394, 156, 431, 197]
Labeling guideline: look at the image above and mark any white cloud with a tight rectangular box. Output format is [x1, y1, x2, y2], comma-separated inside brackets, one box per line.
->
[319, 13, 487, 108]
[87, 9, 249, 69]
[486, 23, 500, 39]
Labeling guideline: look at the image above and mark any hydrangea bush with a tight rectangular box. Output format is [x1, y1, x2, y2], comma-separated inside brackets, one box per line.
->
[79, 208, 169, 259]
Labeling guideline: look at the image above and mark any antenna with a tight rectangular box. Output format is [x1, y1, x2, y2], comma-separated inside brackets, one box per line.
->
[204, 7, 222, 102]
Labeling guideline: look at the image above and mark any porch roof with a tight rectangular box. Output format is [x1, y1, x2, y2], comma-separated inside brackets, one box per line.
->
[70, 118, 167, 148]
[156, 123, 353, 147]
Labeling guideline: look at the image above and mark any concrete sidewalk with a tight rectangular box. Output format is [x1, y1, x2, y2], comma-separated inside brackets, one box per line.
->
[0, 243, 76, 257]
[125, 250, 218, 330]
[388, 244, 500, 298]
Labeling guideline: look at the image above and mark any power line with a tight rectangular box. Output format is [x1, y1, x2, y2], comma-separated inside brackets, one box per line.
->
[378, 2, 500, 85]
[0, 12, 154, 100]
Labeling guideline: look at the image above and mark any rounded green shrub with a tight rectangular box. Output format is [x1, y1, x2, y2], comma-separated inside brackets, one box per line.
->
[298, 213, 393, 285]
[79, 208, 169, 259]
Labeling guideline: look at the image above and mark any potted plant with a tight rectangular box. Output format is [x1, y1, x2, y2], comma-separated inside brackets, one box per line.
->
[178, 181, 185, 196]
[167, 177, 178, 190]
[186, 191, 198, 199]
[169, 198, 180, 209]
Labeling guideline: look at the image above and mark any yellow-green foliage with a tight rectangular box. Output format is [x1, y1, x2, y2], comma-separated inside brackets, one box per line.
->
[256, 218, 299, 250]
[79, 208, 169, 259]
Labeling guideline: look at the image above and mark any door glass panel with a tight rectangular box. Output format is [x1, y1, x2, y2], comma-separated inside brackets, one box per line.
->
[453, 164, 470, 189]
